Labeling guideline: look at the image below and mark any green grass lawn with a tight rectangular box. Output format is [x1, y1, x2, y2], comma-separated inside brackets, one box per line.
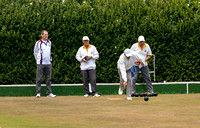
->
[0, 94, 200, 128]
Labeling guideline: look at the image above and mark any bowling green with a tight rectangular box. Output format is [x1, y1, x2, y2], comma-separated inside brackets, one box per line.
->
[0, 94, 200, 128]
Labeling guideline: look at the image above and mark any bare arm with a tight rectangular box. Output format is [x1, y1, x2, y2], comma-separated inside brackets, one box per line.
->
[145, 55, 152, 61]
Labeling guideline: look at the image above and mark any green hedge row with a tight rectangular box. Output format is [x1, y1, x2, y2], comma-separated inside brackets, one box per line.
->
[0, 0, 199, 84]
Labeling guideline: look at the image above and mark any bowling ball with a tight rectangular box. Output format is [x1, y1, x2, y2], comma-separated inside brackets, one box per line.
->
[139, 93, 144, 97]
[144, 96, 149, 101]
[131, 93, 139, 97]
[84, 56, 88, 60]
[152, 92, 158, 96]
[135, 93, 139, 97]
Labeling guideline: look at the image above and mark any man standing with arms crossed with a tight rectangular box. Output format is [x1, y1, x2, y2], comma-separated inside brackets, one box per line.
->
[117, 49, 144, 100]
[76, 36, 100, 97]
[34, 30, 56, 98]
[131, 35, 154, 94]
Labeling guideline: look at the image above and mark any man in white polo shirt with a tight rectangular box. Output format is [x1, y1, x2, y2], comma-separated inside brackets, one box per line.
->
[117, 49, 144, 100]
[76, 36, 100, 97]
[130, 35, 154, 93]
[34, 30, 56, 98]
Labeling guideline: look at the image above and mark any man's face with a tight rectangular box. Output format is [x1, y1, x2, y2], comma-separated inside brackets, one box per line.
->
[41, 31, 48, 40]
[124, 54, 130, 60]
[139, 41, 145, 46]
[127, 56, 130, 60]
[83, 40, 89, 46]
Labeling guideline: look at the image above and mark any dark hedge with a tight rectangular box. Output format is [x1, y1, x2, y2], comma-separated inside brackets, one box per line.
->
[0, 0, 199, 84]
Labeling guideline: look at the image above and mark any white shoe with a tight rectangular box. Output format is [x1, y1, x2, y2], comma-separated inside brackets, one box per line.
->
[93, 93, 101, 97]
[118, 87, 123, 95]
[127, 97, 132, 101]
[47, 93, 56, 98]
[36, 93, 40, 98]
[84, 93, 89, 97]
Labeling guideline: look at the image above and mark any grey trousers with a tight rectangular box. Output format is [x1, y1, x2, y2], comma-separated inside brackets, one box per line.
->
[36, 64, 52, 95]
[81, 69, 97, 94]
[118, 69, 133, 97]
[132, 66, 153, 93]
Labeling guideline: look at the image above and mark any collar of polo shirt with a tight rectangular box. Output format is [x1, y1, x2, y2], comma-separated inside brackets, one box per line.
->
[138, 43, 146, 50]
[83, 44, 91, 52]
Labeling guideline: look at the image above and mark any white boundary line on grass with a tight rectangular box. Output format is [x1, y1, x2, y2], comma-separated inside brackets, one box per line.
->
[0, 81, 200, 87]
[0, 82, 200, 94]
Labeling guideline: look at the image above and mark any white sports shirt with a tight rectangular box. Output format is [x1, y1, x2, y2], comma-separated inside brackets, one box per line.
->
[76, 44, 99, 70]
[34, 40, 52, 64]
[117, 52, 143, 82]
[131, 43, 152, 68]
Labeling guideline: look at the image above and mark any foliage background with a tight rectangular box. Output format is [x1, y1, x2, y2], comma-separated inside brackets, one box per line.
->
[0, 0, 199, 84]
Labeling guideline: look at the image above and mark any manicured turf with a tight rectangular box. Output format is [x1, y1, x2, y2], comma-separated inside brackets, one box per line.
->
[0, 94, 200, 128]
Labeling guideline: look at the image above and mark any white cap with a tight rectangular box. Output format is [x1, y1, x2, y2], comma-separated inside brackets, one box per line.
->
[82, 36, 89, 40]
[124, 49, 133, 57]
[138, 36, 145, 42]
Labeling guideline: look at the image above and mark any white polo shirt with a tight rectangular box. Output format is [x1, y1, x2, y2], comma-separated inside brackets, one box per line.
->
[117, 52, 143, 81]
[76, 44, 99, 70]
[34, 40, 52, 64]
[131, 43, 152, 68]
